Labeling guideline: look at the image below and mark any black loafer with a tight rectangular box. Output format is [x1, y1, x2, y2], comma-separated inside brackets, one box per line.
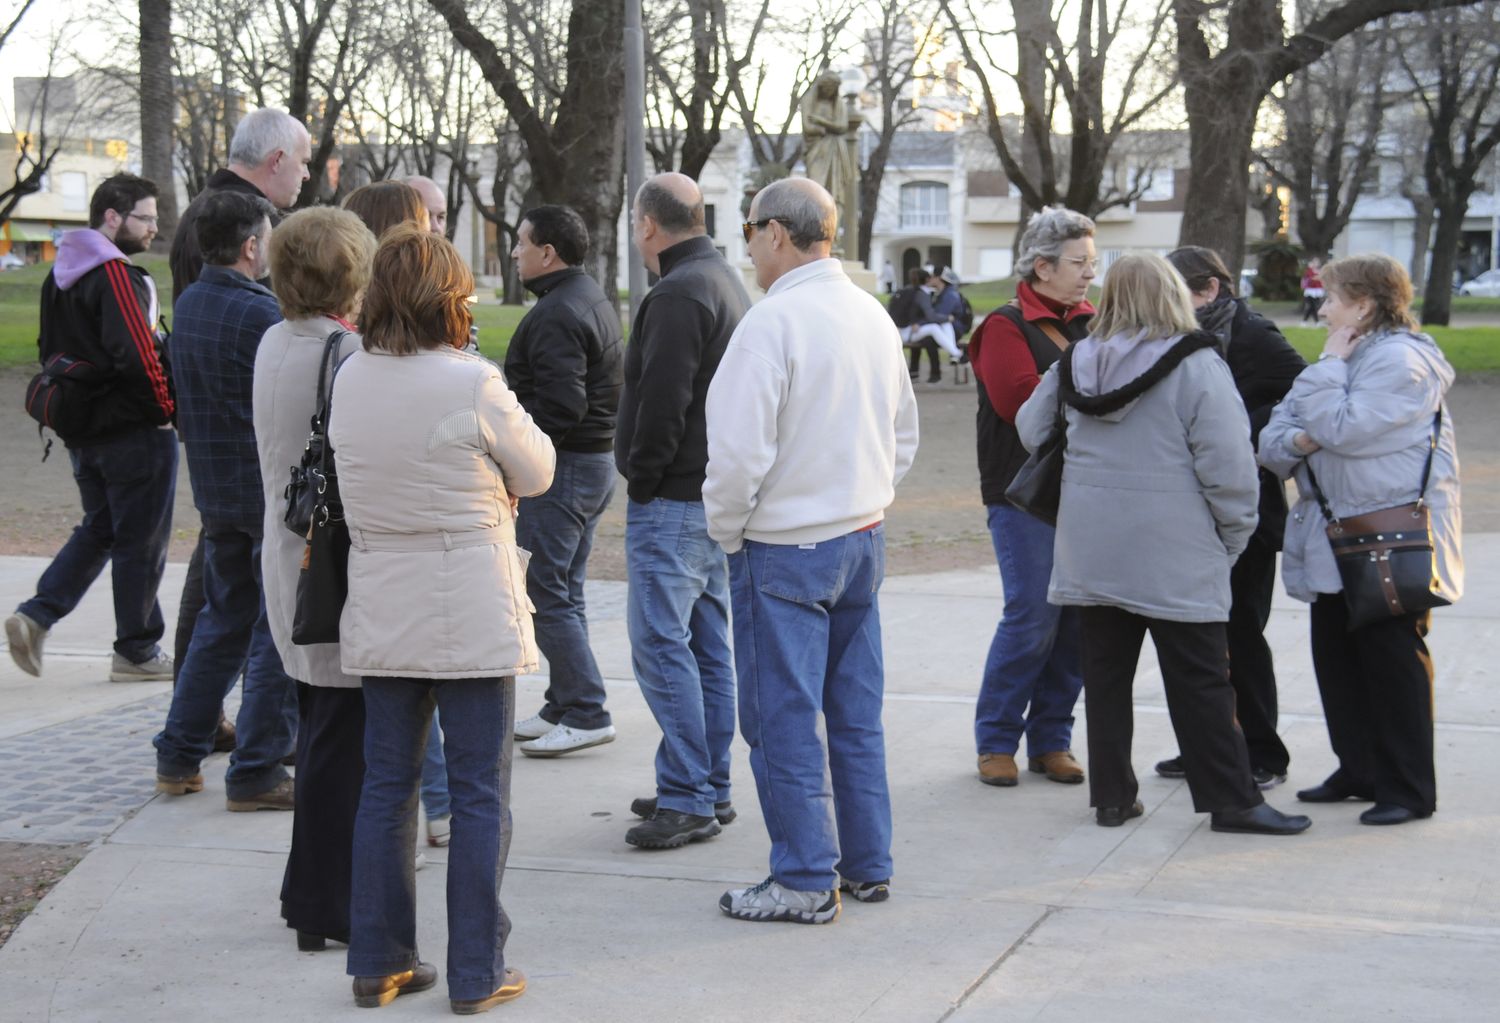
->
[352, 961, 438, 1008]
[1296, 778, 1375, 803]
[1210, 803, 1311, 835]
[1096, 801, 1144, 827]
[1359, 803, 1431, 826]
[1154, 756, 1186, 779]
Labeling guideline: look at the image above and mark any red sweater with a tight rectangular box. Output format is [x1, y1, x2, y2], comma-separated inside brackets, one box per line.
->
[971, 281, 1095, 423]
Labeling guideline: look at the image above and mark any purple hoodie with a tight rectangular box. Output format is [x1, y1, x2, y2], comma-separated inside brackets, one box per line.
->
[52, 229, 160, 323]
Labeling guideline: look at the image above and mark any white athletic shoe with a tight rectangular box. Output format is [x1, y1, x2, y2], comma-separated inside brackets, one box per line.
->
[719, 876, 840, 924]
[517, 723, 616, 758]
[5, 612, 46, 677]
[513, 713, 555, 741]
[110, 650, 173, 682]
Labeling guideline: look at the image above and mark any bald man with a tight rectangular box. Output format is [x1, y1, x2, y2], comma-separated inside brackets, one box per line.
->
[705, 178, 917, 923]
[404, 175, 448, 236]
[618, 172, 750, 850]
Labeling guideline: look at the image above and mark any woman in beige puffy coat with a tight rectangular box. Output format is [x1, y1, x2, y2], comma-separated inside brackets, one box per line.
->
[329, 226, 553, 1013]
[254, 206, 373, 953]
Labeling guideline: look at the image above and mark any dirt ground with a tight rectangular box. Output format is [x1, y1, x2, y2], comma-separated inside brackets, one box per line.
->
[0, 842, 87, 949]
[2, 367, 1498, 578]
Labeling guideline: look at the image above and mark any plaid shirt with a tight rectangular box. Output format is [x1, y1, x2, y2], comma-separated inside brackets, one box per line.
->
[170, 265, 283, 524]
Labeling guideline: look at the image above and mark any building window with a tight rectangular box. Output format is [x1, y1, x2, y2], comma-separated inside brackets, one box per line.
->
[60, 172, 89, 212]
[1135, 168, 1174, 203]
[900, 182, 950, 231]
[705, 203, 717, 239]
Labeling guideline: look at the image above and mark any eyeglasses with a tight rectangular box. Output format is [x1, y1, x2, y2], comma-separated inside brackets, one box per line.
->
[124, 212, 159, 226]
[1059, 256, 1099, 271]
[741, 217, 784, 243]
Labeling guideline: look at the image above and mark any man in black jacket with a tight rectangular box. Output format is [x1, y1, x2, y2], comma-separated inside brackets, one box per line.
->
[1160, 246, 1308, 789]
[617, 173, 749, 849]
[6, 174, 177, 683]
[505, 205, 625, 758]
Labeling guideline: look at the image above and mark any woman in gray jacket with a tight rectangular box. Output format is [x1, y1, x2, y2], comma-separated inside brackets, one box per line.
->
[255, 206, 374, 952]
[1017, 253, 1310, 837]
[1260, 254, 1461, 826]
[331, 227, 554, 1013]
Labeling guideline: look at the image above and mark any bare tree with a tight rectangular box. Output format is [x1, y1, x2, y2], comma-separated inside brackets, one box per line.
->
[428, 0, 626, 288]
[139, 0, 179, 245]
[1394, 2, 1500, 324]
[1259, 14, 1395, 258]
[940, 0, 1178, 222]
[1172, 0, 1486, 277]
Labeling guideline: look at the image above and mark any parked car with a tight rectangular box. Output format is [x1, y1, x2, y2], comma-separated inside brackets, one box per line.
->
[1459, 269, 1500, 297]
[0, 252, 24, 270]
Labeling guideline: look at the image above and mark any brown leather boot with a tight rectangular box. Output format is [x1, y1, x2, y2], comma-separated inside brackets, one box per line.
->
[352, 961, 438, 1008]
[451, 968, 527, 1014]
[977, 753, 1018, 787]
[1029, 750, 1085, 784]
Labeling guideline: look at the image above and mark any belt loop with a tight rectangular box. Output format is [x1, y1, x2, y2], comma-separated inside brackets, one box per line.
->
[442, 531, 455, 551]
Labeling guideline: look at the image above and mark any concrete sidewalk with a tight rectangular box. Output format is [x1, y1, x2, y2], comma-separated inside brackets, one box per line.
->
[0, 544, 1497, 1022]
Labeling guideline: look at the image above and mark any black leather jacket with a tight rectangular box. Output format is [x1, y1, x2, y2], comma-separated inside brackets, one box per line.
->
[503, 266, 623, 453]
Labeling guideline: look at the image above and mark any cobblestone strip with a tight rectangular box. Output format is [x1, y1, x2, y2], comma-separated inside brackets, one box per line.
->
[0, 691, 177, 845]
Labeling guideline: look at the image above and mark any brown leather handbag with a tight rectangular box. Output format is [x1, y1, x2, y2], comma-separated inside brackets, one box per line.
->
[1304, 411, 1450, 630]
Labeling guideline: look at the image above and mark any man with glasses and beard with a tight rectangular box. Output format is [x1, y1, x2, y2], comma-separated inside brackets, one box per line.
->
[6, 174, 178, 683]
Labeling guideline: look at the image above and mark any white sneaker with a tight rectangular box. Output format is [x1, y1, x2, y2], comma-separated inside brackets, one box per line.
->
[426, 815, 451, 847]
[517, 723, 616, 758]
[719, 876, 840, 924]
[415, 852, 428, 872]
[5, 612, 47, 677]
[513, 713, 555, 741]
[110, 650, 173, 682]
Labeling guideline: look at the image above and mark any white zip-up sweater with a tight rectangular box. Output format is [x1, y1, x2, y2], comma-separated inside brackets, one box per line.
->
[703, 258, 919, 553]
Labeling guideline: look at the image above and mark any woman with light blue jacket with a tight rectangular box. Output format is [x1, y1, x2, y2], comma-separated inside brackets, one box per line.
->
[1260, 253, 1462, 826]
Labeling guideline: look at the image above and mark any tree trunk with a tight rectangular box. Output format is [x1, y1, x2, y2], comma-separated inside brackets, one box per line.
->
[139, 0, 178, 248]
[1421, 197, 1469, 326]
[1406, 193, 1435, 293]
[1177, 76, 1262, 278]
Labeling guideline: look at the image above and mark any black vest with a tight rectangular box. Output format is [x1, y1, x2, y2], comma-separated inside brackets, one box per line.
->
[976, 303, 1092, 506]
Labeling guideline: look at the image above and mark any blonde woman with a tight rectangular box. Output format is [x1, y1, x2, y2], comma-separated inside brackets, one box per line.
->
[1260, 254, 1461, 826]
[255, 206, 375, 951]
[1016, 253, 1310, 836]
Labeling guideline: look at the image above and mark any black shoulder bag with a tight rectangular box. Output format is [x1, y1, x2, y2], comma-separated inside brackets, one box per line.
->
[291, 335, 353, 646]
[1303, 410, 1451, 631]
[284, 330, 349, 536]
[1004, 338, 1073, 527]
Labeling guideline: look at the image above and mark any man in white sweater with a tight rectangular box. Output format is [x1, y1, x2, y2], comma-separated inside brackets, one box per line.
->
[705, 178, 919, 924]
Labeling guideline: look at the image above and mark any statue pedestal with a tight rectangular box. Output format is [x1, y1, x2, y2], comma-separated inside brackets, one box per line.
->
[738, 259, 878, 301]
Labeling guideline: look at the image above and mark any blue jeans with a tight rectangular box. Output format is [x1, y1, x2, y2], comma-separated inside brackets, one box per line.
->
[152, 523, 296, 799]
[18, 425, 176, 661]
[729, 528, 893, 891]
[626, 498, 734, 817]
[348, 675, 515, 1002]
[421, 710, 450, 821]
[974, 504, 1083, 757]
[514, 449, 616, 729]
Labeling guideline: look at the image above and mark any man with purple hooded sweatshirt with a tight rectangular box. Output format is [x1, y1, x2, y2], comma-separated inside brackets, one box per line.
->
[5, 174, 178, 683]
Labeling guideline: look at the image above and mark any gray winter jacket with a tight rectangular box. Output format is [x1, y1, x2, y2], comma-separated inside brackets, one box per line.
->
[1258, 328, 1462, 605]
[1016, 330, 1258, 623]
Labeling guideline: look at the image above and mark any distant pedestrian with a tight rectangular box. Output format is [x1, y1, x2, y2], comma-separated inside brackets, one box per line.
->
[878, 258, 895, 294]
[707, 178, 918, 923]
[505, 206, 625, 759]
[6, 174, 176, 683]
[968, 206, 1094, 790]
[1300, 258, 1324, 323]
[618, 172, 749, 850]
[153, 190, 299, 812]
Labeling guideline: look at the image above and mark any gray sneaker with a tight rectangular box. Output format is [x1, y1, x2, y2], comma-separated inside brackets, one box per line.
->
[719, 876, 840, 924]
[226, 776, 295, 812]
[110, 650, 173, 682]
[5, 612, 47, 677]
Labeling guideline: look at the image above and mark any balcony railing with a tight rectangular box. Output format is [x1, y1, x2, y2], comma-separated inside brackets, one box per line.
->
[899, 210, 951, 231]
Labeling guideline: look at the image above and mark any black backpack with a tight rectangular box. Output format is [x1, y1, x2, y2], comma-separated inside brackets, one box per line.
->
[954, 291, 975, 335]
[888, 285, 920, 328]
[24, 352, 110, 450]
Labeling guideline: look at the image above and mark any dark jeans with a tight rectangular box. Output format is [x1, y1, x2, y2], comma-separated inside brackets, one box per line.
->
[173, 530, 206, 680]
[1079, 606, 1262, 814]
[1309, 595, 1436, 814]
[348, 675, 515, 1002]
[152, 523, 296, 798]
[1225, 538, 1290, 774]
[18, 426, 176, 661]
[515, 449, 616, 730]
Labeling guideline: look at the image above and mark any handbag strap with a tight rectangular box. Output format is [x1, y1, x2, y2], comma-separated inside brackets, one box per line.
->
[313, 330, 351, 474]
[1302, 408, 1442, 524]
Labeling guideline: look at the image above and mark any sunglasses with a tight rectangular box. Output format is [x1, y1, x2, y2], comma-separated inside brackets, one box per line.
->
[741, 216, 784, 243]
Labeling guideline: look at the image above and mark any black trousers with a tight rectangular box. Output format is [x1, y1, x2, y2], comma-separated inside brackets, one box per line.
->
[1225, 538, 1290, 774]
[280, 681, 366, 942]
[1080, 606, 1261, 813]
[907, 338, 940, 376]
[1309, 595, 1436, 814]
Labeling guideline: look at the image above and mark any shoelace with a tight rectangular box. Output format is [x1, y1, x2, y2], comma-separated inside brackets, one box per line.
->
[745, 876, 777, 898]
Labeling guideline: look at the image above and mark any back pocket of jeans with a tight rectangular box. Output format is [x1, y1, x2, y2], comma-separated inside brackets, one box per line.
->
[756, 542, 840, 604]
